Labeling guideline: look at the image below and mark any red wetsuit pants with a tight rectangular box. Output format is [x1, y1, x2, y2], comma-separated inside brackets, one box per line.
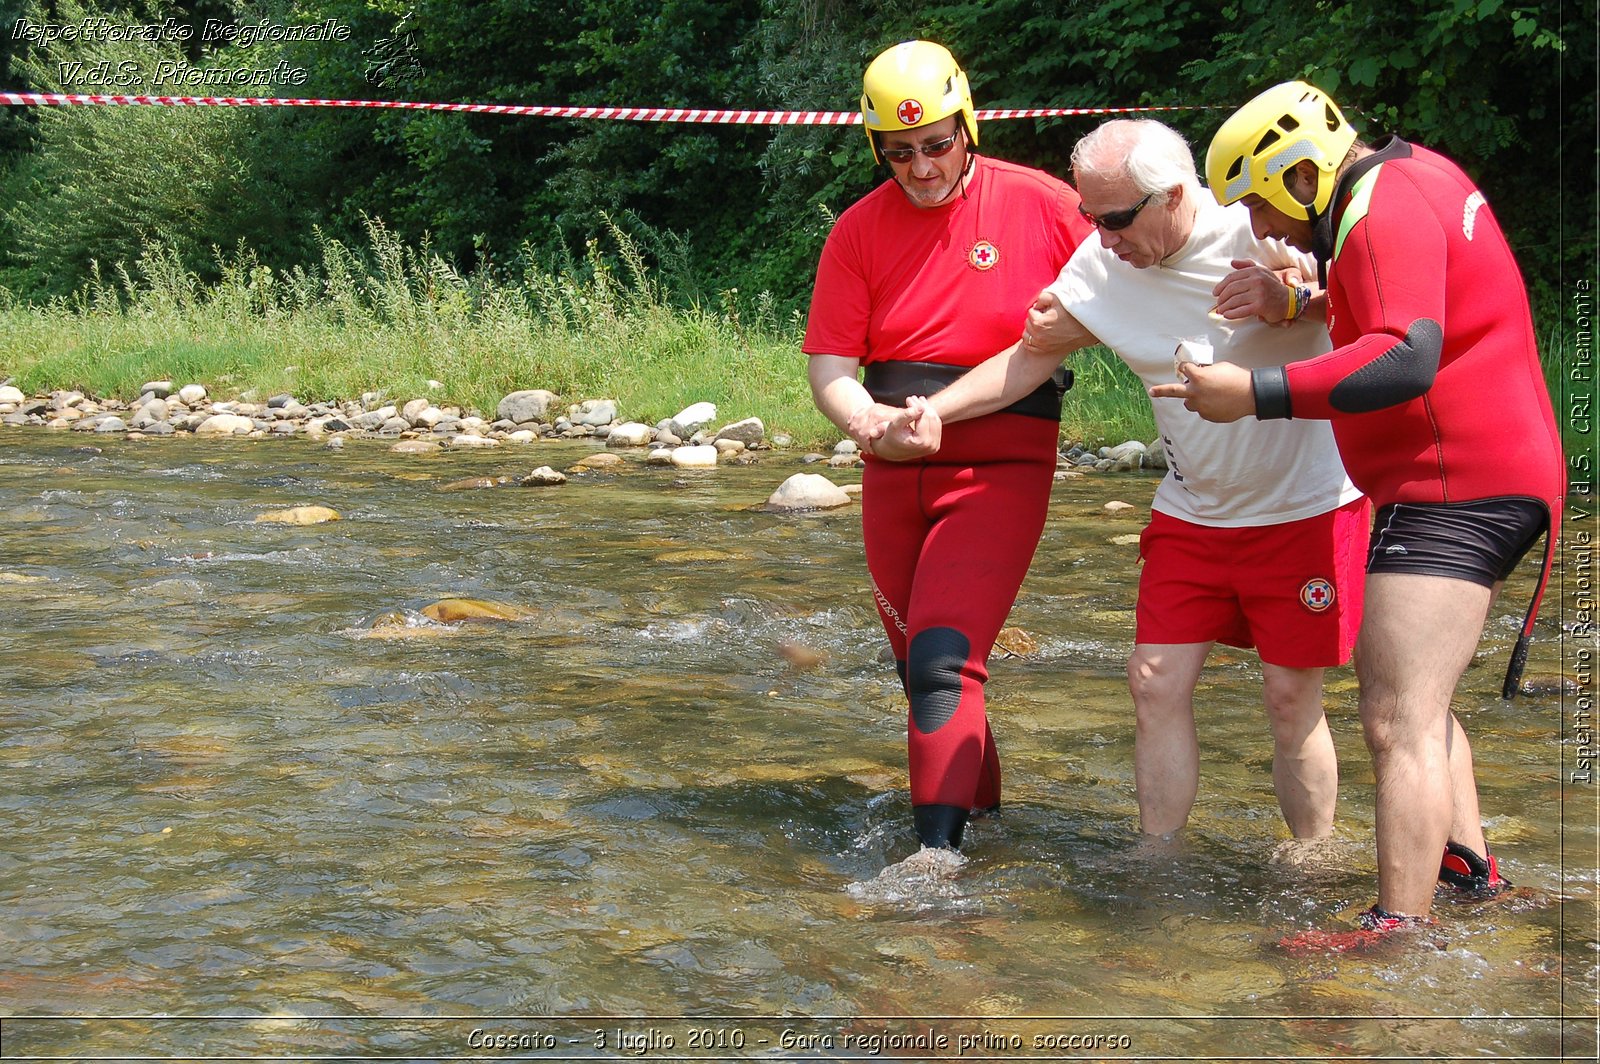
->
[860, 413, 1059, 848]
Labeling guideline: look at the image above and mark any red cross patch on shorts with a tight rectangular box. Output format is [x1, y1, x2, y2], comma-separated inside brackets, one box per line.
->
[1300, 578, 1335, 613]
[896, 99, 924, 125]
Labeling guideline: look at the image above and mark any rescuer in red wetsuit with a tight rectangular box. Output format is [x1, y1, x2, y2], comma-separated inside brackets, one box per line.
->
[803, 40, 1090, 853]
[1152, 81, 1564, 947]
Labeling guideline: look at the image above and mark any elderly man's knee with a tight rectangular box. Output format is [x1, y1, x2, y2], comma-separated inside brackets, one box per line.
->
[1127, 651, 1190, 718]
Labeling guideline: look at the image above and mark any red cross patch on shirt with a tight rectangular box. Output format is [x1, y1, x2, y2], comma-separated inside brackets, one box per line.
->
[968, 240, 1000, 271]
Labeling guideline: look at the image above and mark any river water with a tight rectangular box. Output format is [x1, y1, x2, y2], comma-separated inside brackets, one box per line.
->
[0, 432, 1592, 1060]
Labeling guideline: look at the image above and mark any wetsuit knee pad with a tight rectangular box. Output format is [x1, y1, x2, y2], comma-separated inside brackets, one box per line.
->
[906, 627, 971, 734]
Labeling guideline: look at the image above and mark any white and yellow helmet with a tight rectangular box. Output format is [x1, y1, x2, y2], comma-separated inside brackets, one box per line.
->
[860, 40, 978, 164]
[1206, 81, 1357, 220]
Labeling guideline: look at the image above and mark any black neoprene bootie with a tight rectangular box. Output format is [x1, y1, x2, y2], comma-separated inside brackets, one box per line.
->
[912, 804, 969, 850]
[1437, 840, 1510, 896]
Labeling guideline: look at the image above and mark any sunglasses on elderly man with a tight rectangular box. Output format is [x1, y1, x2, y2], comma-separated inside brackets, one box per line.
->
[1078, 192, 1154, 231]
[878, 132, 960, 164]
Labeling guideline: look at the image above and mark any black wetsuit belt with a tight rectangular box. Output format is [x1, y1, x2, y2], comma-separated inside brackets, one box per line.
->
[862, 361, 1070, 422]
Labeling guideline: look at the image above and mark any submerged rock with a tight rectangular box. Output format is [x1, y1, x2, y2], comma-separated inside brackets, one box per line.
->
[420, 598, 536, 623]
[254, 505, 342, 525]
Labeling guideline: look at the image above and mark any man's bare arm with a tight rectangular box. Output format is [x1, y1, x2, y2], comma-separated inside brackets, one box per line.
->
[928, 289, 1094, 423]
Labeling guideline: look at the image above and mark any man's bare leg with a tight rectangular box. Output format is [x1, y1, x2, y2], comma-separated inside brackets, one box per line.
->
[1129, 642, 1212, 836]
[1260, 663, 1337, 838]
[1356, 572, 1494, 917]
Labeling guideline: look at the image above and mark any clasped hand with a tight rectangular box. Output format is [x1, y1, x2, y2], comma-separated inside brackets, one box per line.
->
[1213, 258, 1301, 326]
[846, 396, 942, 460]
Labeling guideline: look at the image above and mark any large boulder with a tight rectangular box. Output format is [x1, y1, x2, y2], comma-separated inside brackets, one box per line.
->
[497, 389, 558, 424]
[670, 445, 718, 468]
[606, 422, 656, 447]
[668, 401, 717, 438]
[714, 417, 765, 446]
[194, 413, 255, 437]
[765, 473, 851, 511]
[572, 399, 618, 427]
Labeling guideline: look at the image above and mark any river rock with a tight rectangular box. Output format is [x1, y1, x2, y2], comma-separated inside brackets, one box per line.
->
[713, 438, 745, 456]
[177, 384, 207, 405]
[390, 440, 441, 454]
[670, 445, 718, 468]
[571, 452, 623, 471]
[92, 416, 128, 433]
[714, 417, 764, 446]
[449, 434, 499, 448]
[413, 406, 448, 428]
[506, 430, 537, 444]
[440, 476, 512, 491]
[994, 626, 1039, 656]
[1102, 440, 1147, 464]
[130, 398, 169, 427]
[1109, 533, 1142, 546]
[646, 448, 674, 465]
[402, 398, 432, 422]
[668, 402, 717, 438]
[766, 473, 851, 511]
[1104, 501, 1136, 513]
[139, 380, 173, 398]
[572, 399, 618, 427]
[350, 407, 395, 430]
[194, 413, 255, 437]
[255, 505, 341, 525]
[0, 385, 25, 405]
[421, 598, 536, 623]
[607, 422, 655, 447]
[520, 466, 567, 486]
[833, 440, 859, 454]
[827, 453, 862, 468]
[498, 389, 558, 424]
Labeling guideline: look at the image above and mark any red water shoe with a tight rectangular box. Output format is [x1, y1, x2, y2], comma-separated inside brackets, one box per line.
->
[1278, 905, 1435, 956]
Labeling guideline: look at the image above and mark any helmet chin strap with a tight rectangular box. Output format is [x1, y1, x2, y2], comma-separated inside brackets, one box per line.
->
[1309, 202, 1334, 288]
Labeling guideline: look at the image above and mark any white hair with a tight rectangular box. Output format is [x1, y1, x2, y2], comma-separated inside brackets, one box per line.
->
[1071, 119, 1203, 204]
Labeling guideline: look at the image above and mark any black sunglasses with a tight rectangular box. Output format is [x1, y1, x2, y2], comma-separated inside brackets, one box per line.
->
[879, 132, 960, 165]
[1078, 192, 1155, 231]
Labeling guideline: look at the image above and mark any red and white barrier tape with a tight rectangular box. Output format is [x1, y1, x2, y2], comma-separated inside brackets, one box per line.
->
[0, 91, 1208, 123]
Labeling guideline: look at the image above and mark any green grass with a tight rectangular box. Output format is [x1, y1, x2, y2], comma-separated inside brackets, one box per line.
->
[0, 220, 1161, 451]
[29, 220, 1569, 456]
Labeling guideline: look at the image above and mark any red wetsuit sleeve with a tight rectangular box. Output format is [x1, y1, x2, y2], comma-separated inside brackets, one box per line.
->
[1257, 169, 1447, 421]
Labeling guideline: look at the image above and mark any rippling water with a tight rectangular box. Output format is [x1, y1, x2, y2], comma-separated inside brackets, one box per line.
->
[0, 432, 1592, 1060]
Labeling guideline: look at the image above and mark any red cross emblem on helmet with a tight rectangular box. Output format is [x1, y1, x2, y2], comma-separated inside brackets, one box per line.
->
[896, 99, 924, 126]
[1300, 578, 1335, 613]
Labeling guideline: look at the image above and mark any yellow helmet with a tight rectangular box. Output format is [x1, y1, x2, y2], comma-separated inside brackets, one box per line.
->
[1205, 81, 1357, 221]
[860, 40, 978, 165]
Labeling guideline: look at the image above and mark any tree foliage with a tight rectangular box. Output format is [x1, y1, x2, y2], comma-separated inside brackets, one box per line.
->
[0, 0, 1590, 313]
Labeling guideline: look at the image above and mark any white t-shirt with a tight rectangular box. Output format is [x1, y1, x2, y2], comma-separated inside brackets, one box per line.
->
[1052, 198, 1361, 526]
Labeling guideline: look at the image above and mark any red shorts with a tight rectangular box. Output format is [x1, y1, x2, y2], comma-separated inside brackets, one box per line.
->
[1135, 498, 1370, 668]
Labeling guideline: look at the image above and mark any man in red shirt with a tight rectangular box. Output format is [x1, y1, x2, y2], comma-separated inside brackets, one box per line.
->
[1152, 81, 1563, 948]
[804, 40, 1090, 861]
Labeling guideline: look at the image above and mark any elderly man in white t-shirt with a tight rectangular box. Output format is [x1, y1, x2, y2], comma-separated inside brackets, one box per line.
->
[861, 119, 1366, 842]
